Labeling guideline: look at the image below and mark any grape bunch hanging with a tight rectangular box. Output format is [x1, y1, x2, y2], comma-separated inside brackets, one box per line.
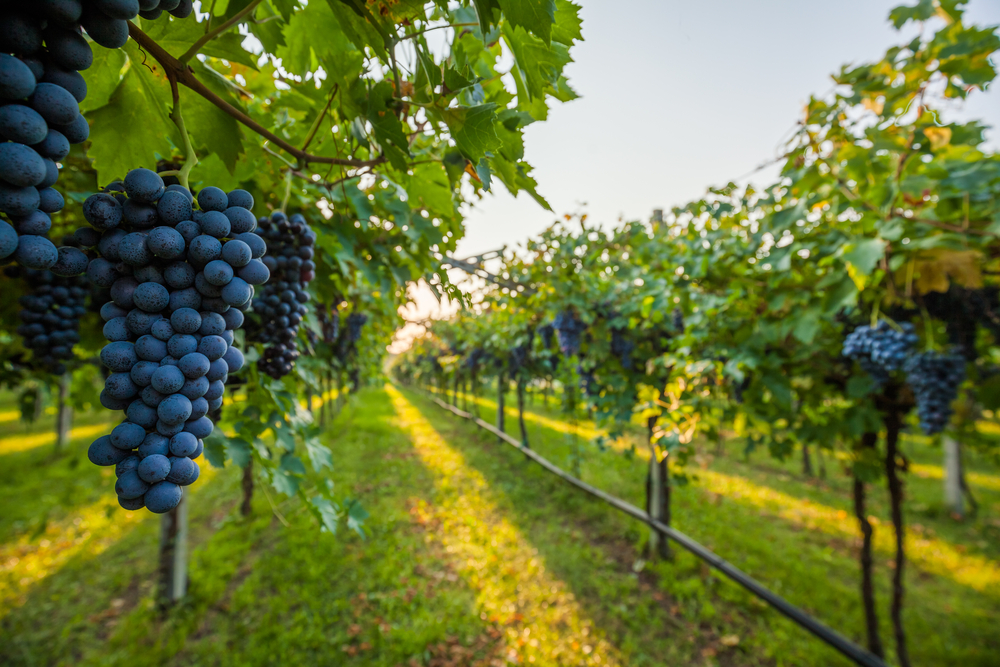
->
[251, 212, 316, 379]
[0, 6, 109, 273]
[85, 168, 269, 513]
[609, 327, 634, 370]
[842, 321, 918, 387]
[904, 351, 966, 435]
[553, 310, 586, 356]
[5, 265, 87, 375]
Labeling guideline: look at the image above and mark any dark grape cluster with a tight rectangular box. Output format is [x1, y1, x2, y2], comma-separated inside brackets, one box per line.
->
[0, 4, 114, 272]
[672, 307, 684, 333]
[250, 212, 315, 378]
[84, 168, 266, 513]
[610, 327, 634, 370]
[553, 310, 585, 356]
[347, 312, 368, 342]
[464, 347, 486, 370]
[5, 265, 87, 374]
[904, 351, 966, 435]
[538, 323, 555, 350]
[842, 321, 918, 387]
[508, 343, 529, 373]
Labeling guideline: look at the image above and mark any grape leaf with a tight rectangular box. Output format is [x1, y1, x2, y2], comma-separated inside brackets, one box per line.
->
[551, 0, 583, 46]
[439, 104, 501, 163]
[503, 24, 572, 101]
[498, 0, 556, 44]
[79, 45, 127, 114]
[86, 42, 178, 185]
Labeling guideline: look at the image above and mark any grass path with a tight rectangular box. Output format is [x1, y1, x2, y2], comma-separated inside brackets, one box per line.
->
[1, 386, 997, 666]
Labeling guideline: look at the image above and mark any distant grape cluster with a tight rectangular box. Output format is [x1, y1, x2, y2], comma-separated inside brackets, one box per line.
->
[842, 321, 918, 387]
[508, 343, 529, 373]
[904, 351, 966, 435]
[337, 311, 368, 361]
[538, 323, 555, 350]
[578, 363, 597, 397]
[553, 310, 585, 356]
[672, 307, 684, 333]
[250, 212, 315, 379]
[6, 265, 87, 375]
[84, 168, 266, 513]
[0, 4, 110, 272]
[610, 327, 634, 370]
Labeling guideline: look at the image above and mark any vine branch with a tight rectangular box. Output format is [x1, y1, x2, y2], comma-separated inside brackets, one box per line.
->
[127, 22, 386, 169]
[179, 0, 265, 64]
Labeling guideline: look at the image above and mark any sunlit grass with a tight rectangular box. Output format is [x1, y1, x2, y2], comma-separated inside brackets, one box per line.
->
[909, 463, 1000, 492]
[0, 465, 217, 618]
[696, 468, 1000, 595]
[453, 390, 1000, 594]
[387, 385, 623, 666]
[0, 422, 111, 456]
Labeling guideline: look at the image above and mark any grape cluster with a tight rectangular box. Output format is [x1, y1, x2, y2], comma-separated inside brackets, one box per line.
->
[842, 321, 918, 387]
[538, 323, 555, 350]
[6, 265, 87, 374]
[464, 347, 486, 370]
[0, 5, 113, 272]
[610, 327, 634, 370]
[553, 310, 586, 357]
[508, 343, 529, 373]
[83, 168, 267, 513]
[249, 212, 315, 378]
[904, 351, 966, 435]
[672, 307, 684, 333]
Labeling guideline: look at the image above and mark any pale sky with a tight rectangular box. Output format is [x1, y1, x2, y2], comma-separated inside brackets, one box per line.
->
[393, 0, 1000, 350]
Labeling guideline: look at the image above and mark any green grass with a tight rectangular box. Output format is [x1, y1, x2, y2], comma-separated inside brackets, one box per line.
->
[0, 385, 996, 666]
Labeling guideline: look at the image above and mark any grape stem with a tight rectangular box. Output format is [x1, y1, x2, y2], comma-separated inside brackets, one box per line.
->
[167, 74, 198, 191]
[126, 22, 386, 170]
[280, 169, 293, 214]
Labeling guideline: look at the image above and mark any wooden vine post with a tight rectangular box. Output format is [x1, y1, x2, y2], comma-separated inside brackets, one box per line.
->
[158, 491, 188, 609]
[516, 377, 529, 448]
[55, 373, 72, 453]
[852, 431, 884, 658]
[645, 416, 671, 560]
[496, 370, 506, 440]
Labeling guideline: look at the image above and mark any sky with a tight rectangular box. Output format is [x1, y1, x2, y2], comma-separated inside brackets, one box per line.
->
[456, 0, 1000, 256]
[393, 0, 1000, 349]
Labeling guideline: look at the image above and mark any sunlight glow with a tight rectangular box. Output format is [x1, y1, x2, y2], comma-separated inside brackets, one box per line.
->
[386, 385, 623, 666]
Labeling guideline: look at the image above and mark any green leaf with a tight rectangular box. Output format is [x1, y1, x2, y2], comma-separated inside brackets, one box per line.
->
[80, 44, 127, 114]
[310, 495, 341, 533]
[226, 438, 253, 468]
[271, 470, 300, 497]
[305, 436, 334, 471]
[472, 0, 501, 33]
[551, 0, 583, 45]
[791, 311, 821, 345]
[325, 0, 388, 59]
[87, 42, 178, 186]
[498, 0, 556, 44]
[280, 452, 308, 476]
[278, 1, 361, 77]
[439, 104, 501, 163]
[889, 0, 935, 28]
[405, 162, 454, 216]
[843, 238, 885, 276]
[346, 498, 369, 537]
[202, 430, 228, 468]
[503, 24, 572, 101]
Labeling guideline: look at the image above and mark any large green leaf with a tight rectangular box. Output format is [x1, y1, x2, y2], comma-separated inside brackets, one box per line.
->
[503, 24, 572, 101]
[498, 0, 555, 44]
[439, 104, 501, 163]
[87, 42, 178, 185]
[80, 45, 127, 114]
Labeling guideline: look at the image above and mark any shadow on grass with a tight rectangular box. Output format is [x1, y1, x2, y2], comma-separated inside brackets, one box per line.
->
[399, 386, 1000, 667]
